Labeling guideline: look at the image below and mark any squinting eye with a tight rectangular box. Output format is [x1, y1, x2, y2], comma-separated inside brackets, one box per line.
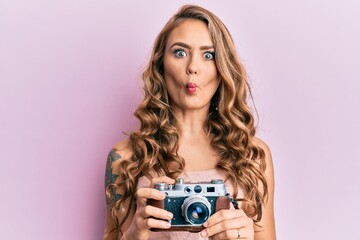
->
[174, 49, 187, 58]
[204, 52, 215, 60]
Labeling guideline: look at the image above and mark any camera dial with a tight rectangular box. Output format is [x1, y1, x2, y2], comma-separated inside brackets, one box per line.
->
[154, 182, 167, 191]
[210, 179, 224, 184]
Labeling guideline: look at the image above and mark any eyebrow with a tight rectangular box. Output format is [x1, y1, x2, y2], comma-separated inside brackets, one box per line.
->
[170, 42, 214, 50]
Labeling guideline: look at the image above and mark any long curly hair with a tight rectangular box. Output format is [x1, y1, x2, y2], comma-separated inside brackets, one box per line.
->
[105, 4, 268, 239]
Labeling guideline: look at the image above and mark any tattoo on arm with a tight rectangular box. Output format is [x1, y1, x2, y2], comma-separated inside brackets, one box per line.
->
[105, 149, 122, 208]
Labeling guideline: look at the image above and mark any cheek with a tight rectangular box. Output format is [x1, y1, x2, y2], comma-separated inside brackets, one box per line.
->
[163, 56, 173, 77]
[164, 58, 185, 84]
[209, 64, 218, 79]
[201, 60, 218, 78]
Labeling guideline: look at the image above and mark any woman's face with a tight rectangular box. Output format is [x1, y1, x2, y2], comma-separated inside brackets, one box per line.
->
[163, 19, 220, 112]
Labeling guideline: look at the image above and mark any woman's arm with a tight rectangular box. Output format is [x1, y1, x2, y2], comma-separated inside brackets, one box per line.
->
[103, 140, 175, 240]
[198, 137, 276, 240]
[103, 140, 135, 240]
[253, 137, 276, 240]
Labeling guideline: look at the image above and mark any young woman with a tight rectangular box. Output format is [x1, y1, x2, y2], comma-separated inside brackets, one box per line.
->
[104, 5, 276, 240]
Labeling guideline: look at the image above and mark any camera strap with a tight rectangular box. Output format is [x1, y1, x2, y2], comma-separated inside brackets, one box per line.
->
[226, 193, 240, 210]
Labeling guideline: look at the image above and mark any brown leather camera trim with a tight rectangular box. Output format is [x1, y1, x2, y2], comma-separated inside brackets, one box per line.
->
[215, 196, 230, 211]
[148, 199, 164, 209]
[151, 225, 204, 232]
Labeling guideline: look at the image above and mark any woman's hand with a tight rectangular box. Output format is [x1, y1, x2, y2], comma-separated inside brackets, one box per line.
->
[122, 176, 175, 240]
[200, 209, 254, 240]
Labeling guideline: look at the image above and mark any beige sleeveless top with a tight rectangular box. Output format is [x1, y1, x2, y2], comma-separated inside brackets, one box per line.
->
[136, 168, 244, 240]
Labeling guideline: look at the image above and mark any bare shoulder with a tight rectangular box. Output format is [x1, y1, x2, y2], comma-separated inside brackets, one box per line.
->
[112, 139, 132, 160]
[253, 137, 273, 169]
[106, 139, 132, 172]
[252, 136, 274, 181]
[253, 137, 272, 157]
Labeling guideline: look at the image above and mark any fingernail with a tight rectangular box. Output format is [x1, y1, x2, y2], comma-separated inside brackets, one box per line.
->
[164, 222, 171, 228]
[200, 230, 207, 237]
[203, 221, 208, 227]
[167, 212, 173, 219]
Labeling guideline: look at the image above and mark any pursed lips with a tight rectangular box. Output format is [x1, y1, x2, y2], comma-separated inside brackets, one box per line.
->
[186, 82, 197, 94]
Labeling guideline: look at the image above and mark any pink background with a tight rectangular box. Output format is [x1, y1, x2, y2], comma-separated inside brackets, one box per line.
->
[1, 1, 359, 239]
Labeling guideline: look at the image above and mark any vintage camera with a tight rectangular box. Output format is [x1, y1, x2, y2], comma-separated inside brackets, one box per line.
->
[149, 178, 231, 232]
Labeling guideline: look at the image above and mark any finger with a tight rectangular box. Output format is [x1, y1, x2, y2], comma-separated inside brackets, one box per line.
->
[210, 228, 253, 240]
[204, 209, 246, 227]
[149, 176, 176, 188]
[136, 188, 166, 207]
[141, 205, 173, 220]
[209, 229, 239, 240]
[139, 217, 171, 230]
[201, 217, 250, 238]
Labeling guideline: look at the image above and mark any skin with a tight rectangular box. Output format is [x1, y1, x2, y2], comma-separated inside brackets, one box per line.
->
[104, 19, 276, 240]
[163, 20, 219, 113]
[163, 19, 221, 171]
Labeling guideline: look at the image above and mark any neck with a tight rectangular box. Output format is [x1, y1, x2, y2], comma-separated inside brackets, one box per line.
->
[172, 106, 209, 139]
[171, 105, 219, 171]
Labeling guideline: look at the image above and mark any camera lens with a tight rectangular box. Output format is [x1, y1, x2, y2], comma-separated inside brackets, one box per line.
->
[187, 203, 209, 224]
[181, 195, 211, 225]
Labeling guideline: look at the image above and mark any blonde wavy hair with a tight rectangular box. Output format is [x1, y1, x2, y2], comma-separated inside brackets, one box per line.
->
[105, 4, 268, 238]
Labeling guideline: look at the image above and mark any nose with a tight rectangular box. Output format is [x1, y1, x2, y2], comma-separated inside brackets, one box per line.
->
[187, 66, 198, 75]
[186, 56, 199, 75]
